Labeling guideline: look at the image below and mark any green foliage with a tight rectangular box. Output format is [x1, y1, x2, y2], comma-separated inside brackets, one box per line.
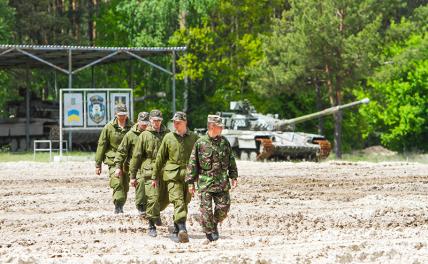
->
[358, 32, 428, 151]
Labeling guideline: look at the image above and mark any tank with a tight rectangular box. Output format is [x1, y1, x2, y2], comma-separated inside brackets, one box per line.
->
[215, 98, 369, 161]
[0, 94, 99, 152]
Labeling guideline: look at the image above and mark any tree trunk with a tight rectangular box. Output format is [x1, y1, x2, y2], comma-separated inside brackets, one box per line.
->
[325, 64, 343, 159]
[315, 79, 324, 135]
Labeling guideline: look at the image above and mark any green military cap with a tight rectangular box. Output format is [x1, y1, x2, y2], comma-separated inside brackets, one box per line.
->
[171, 111, 187, 121]
[149, 109, 163, 120]
[115, 104, 128, 115]
[137, 111, 150, 123]
[207, 114, 224, 127]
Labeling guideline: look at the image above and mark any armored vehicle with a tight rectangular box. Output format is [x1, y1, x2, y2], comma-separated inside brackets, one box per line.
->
[0, 96, 98, 152]
[216, 98, 369, 161]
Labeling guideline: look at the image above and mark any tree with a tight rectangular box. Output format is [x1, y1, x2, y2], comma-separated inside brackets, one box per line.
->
[356, 5, 428, 151]
[247, 0, 409, 158]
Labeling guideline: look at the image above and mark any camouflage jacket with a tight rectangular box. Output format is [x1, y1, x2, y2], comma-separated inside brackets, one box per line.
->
[129, 125, 169, 180]
[186, 134, 238, 192]
[152, 130, 199, 181]
[114, 124, 143, 171]
[95, 118, 133, 167]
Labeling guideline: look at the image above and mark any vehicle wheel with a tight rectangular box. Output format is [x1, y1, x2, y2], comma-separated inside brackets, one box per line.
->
[249, 151, 257, 161]
[240, 151, 249, 161]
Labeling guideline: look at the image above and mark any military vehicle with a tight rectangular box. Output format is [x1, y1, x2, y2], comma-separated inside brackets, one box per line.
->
[0, 95, 98, 152]
[215, 98, 369, 161]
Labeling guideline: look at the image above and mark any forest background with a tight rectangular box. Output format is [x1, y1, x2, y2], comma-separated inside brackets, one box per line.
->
[0, 0, 427, 157]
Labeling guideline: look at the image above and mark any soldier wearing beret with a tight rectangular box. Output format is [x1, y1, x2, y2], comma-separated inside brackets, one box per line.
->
[186, 115, 238, 242]
[95, 105, 133, 213]
[114, 111, 150, 215]
[152, 111, 199, 242]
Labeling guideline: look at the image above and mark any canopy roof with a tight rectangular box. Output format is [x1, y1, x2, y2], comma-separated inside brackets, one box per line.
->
[0, 44, 186, 73]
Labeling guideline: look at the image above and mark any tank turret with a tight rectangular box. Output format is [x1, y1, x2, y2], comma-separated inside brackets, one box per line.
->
[214, 98, 369, 161]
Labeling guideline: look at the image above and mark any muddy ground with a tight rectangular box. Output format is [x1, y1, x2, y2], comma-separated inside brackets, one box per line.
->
[0, 160, 427, 263]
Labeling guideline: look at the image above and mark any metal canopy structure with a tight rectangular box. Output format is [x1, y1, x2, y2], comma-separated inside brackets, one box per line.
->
[0, 44, 186, 151]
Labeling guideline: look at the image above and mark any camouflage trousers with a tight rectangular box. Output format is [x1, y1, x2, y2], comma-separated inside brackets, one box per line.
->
[199, 191, 230, 234]
[108, 166, 130, 205]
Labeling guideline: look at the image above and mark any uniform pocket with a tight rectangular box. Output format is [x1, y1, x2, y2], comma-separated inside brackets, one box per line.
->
[199, 147, 213, 171]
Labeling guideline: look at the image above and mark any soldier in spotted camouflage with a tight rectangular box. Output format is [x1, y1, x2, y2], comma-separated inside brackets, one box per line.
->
[186, 114, 238, 242]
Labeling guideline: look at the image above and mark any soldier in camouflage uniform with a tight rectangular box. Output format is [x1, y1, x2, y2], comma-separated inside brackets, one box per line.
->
[114, 112, 150, 215]
[95, 105, 133, 214]
[129, 110, 170, 237]
[186, 115, 238, 242]
[152, 111, 199, 243]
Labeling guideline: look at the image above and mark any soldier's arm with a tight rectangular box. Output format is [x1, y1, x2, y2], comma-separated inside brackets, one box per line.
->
[152, 137, 169, 180]
[95, 127, 109, 167]
[185, 142, 200, 185]
[114, 133, 130, 170]
[129, 133, 145, 180]
[227, 141, 238, 179]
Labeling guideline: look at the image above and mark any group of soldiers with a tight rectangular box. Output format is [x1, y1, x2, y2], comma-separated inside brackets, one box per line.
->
[95, 105, 239, 243]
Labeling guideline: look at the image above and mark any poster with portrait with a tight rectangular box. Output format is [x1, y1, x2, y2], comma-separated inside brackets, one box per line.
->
[87, 92, 107, 127]
[109, 92, 130, 120]
[63, 93, 83, 127]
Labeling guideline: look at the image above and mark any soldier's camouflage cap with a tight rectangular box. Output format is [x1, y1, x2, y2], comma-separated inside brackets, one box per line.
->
[115, 104, 128, 115]
[149, 109, 163, 120]
[171, 111, 187, 121]
[137, 111, 150, 123]
[207, 114, 224, 127]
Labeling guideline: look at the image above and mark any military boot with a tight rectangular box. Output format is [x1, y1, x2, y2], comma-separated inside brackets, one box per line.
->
[114, 202, 124, 214]
[205, 233, 214, 242]
[177, 221, 189, 243]
[212, 222, 219, 241]
[148, 220, 157, 237]
[137, 204, 146, 216]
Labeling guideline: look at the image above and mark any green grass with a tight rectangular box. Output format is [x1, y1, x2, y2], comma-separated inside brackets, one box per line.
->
[0, 151, 95, 162]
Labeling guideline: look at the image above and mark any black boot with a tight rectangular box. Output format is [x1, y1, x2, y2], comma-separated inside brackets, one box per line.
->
[206, 233, 214, 242]
[155, 218, 162, 226]
[212, 222, 219, 241]
[148, 220, 157, 237]
[137, 204, 145, 216]
[114, 202, 124, 214]
[177, 221, 189, 243]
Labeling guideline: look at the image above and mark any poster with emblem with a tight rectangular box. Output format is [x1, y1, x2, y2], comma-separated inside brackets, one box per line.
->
[63, 93, 83, 127]
[87, 92, 107, 127]
[109, 92, 130, 120]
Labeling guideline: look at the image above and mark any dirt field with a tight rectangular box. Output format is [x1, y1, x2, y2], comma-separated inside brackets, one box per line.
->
[1, 160, 427, 263]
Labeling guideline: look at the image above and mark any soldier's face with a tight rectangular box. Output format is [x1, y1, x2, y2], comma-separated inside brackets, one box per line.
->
[150, 118, 162, 130]
[116, 114, 127, 123]
[138, 121, 148, 131]
[209, 123, 223, 137]
[173, 120, 187, 134]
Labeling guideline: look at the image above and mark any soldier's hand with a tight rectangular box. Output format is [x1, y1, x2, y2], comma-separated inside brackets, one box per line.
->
[115, 168, 123, 178]
[151, 180, 158, 188]
[131, 179, 138, 188]
[231, 179, 238, 189]
[95, 167, 102, 175]
[188, 185, 196, 197]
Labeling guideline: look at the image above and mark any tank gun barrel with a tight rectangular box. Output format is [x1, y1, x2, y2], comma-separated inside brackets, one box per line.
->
[275, 98, 369, 130]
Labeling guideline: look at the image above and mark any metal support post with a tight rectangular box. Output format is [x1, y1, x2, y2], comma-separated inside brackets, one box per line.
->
[172, 51, 176, 114]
